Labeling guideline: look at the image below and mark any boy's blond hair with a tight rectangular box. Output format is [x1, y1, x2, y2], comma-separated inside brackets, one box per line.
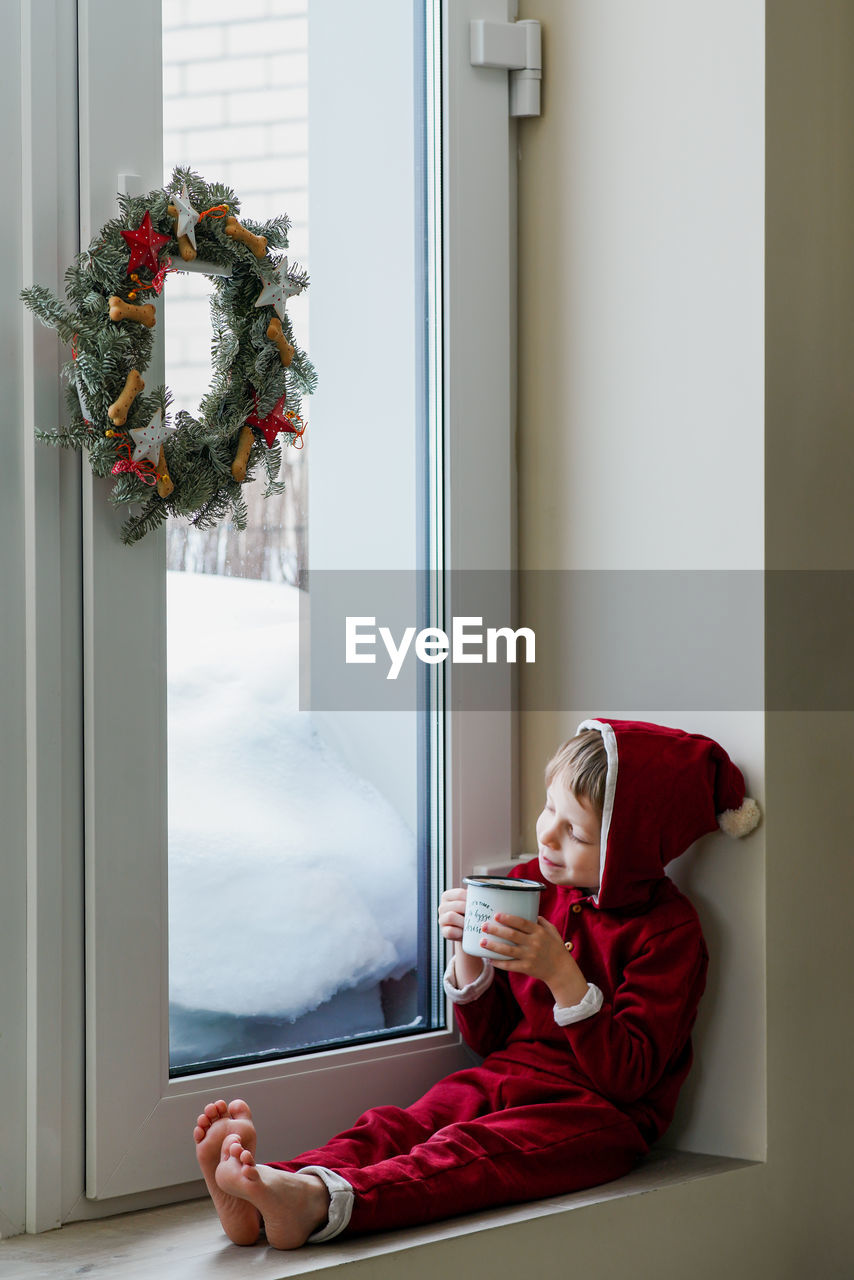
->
[545, 730, 607, 814]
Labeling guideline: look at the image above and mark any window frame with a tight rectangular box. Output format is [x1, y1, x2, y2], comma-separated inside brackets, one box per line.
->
[14, 0, 520, 1224]
[12, 0, 84, 1237]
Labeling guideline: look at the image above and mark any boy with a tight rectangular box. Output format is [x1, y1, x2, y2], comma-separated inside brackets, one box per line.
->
[192, 718, 760, 1248]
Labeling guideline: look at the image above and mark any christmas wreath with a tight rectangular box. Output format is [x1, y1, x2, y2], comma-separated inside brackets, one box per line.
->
[21, 167, 315, 545]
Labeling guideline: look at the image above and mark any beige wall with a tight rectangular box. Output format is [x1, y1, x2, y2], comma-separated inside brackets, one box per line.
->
[501, 0, 848, 1273]
[517, 0, 767, 1166]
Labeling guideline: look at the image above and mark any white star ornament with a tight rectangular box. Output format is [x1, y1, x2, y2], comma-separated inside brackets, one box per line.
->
[130, 410, 169, 464]
[254, 257, 306, 322]
[172, 182, 200, 250]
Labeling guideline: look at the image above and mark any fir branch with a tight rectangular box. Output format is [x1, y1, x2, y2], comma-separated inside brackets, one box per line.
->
[261, 438, 282, 482]
[262, 435, 287, 497]
[20, 285, 77, 343]
[258, 213, 291, 249]
[289, 351, 318, 395]
[191, 485, 233, 531]
[121, 498, 168, 546]
[229, 487, 249, 529]
[35, 424, 87, 450]
[286, 261, 310, 292]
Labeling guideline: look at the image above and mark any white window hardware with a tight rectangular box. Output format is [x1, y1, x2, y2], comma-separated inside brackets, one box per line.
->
[469, 18, 541, 117]
[118, 172, 141, 197]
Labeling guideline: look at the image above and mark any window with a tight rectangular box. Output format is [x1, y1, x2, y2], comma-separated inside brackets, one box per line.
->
[73, 0, 518, 1206]
[161, 2, 439, 1077]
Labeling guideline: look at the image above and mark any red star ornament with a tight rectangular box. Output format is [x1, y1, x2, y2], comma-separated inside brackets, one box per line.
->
[246, 394, 303, 447]
[120, 210, 171, 276]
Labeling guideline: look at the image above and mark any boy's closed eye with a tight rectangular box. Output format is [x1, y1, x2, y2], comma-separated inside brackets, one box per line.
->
[536, 777, 602, 889]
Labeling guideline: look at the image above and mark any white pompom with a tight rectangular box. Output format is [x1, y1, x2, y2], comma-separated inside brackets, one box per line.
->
[717, 797, 761, 838]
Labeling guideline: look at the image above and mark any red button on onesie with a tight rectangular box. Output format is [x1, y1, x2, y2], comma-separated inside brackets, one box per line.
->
[269, 719, 759, 1236]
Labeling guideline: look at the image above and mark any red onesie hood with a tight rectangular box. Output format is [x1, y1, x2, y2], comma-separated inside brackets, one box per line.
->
[577, 719, 760, 911]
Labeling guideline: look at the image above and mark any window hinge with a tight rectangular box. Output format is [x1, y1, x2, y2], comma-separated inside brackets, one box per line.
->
[470, 19, 542, 118]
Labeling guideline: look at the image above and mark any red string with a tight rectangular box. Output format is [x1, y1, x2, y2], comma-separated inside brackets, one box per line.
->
[112, 458, 158, 485]
[110, 437, 158, 486]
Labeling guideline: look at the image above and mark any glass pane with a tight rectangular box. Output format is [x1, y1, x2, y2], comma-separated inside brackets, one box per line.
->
[163, 0, 442, 1075]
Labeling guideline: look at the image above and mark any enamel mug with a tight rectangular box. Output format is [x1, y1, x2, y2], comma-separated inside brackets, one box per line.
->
[461, 876, 544, 957]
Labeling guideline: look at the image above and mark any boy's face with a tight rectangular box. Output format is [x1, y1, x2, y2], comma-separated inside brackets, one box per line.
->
[536, 776, 602, 891]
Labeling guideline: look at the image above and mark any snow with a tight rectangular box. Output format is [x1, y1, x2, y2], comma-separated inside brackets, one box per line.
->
[167, 571, 417, 1026]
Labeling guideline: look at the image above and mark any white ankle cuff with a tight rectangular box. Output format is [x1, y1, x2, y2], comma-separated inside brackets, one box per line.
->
[299, 1166, 355, 1242]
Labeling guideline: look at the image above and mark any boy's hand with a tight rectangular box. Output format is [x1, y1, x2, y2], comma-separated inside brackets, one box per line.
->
[481, 913, 589, 1007]
[438, 887, 469, 941]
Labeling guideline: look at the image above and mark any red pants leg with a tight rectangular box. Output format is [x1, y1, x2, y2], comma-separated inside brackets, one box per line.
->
[271, 1066, 647, 1236]
[268, 1062, 508, 1177]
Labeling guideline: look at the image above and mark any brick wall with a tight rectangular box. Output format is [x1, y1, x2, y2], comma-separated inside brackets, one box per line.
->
[162, 0, 309, 581]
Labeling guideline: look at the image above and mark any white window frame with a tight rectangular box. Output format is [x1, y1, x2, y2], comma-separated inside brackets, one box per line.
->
[10, 0, 519, 1228]
[11, 0, 84, 1238]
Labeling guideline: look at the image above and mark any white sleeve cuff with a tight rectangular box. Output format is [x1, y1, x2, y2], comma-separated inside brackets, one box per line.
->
[300, 1166, 354, 1243]
[553, 982, 604, 1026]
[443, 954, 495, 1004]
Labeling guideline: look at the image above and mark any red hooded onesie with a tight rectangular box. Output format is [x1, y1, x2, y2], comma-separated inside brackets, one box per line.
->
[270, 719, 760, 1238]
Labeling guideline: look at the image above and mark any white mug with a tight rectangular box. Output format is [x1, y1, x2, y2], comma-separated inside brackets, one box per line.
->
[461, 876, 543, 958]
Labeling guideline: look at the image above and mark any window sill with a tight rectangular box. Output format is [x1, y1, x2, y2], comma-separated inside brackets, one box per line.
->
[1, 1149, 756, 1279]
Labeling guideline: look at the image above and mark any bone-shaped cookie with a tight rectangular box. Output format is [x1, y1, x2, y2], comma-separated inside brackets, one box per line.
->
[108, 369, 145, 426]
[266, 315, 295, 367]
[230, 424, 255, 483]
[224, 216, 267, 258]
[108, 296, 156, 327]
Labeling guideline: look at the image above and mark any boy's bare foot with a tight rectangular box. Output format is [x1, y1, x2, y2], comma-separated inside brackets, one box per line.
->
[215, 1136, 331, 1250]
[193, 1099, 261, 1246]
